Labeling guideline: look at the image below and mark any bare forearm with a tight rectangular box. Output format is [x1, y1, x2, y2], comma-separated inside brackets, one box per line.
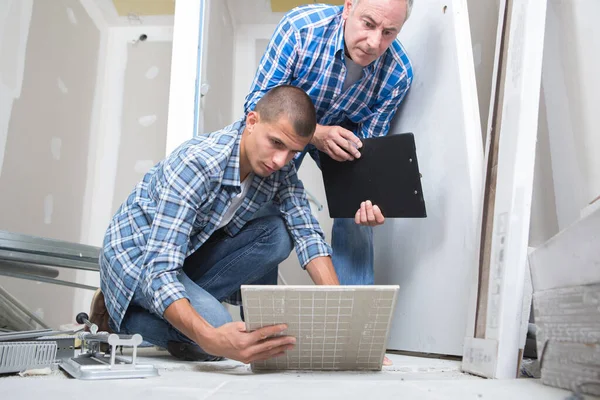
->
[311, 124, 327, 142]
[306, 256, 340, 285]
[163, 298, 215, 347]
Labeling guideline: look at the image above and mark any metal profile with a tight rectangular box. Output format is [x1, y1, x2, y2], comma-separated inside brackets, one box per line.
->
[0, 230, 100, 272]
[0, 285, 49, 331]
[0, 341, 57, 374]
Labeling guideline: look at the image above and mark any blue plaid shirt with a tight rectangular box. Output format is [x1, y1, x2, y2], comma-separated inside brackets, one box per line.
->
[244, 4, 413, 138]
[99, 121, 332, 330]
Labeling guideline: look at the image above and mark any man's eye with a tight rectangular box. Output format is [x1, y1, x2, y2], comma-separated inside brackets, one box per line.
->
[364, 21, 374, 28]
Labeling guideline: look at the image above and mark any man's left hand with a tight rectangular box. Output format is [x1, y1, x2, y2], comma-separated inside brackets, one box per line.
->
[355, 200, 385, 226]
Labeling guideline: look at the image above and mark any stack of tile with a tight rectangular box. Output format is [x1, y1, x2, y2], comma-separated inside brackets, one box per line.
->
[529, 207, 600, 396]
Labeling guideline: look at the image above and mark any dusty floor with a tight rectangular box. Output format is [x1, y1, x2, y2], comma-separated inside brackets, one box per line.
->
[0, 350, 577, 399]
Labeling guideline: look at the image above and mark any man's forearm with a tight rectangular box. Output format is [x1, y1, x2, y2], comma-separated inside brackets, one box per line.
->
[305, 256, 340, 285]
[163, 298, 215, 348]
[310, 124, 327, 146]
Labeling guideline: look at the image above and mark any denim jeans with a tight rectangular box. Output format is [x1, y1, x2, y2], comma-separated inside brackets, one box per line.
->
[294, 144, 374, 285]
[118, 216, 292, 350]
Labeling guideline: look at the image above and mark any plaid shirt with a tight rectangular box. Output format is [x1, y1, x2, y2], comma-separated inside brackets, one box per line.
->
[99, 121, 332, 330]
[244, 4, 413, 138]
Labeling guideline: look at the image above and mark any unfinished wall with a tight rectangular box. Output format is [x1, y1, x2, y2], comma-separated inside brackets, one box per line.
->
[111, 41, 172, 212]
[200, 0, 235, 133]
[466, 0, 500, 141]
[0, 0, 100, 328]
[465, 0, 560, 246]
[543, 0, 600, 230]
[232, 25, 326, 286]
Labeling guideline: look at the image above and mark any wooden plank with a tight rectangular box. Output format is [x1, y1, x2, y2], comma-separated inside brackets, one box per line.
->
[517, 256, 533, 374]
[373, 0, 483, 356]
[475, 0, 510, 339]
[462, 0, 548, 379]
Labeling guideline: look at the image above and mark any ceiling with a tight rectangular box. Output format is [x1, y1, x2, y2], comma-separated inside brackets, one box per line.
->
[226, 0, 344, 25]
[270, 0, 344, 13]
[111, 0, 175, 16]
[226, 0, 285, 25]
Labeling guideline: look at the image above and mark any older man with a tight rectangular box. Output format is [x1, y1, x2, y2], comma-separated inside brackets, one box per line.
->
[245, 0, 414, 285]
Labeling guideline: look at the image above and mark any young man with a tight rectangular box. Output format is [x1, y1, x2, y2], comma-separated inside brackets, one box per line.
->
[91, 86, 340, 364]
[245, 0, 414, 285]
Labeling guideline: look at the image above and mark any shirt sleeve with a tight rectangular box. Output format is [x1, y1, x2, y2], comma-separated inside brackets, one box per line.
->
[139, 153, 210, 317]
[243, 15, 299, 113]
[359, 75, 412, 139]
[275, 167, 332, 268]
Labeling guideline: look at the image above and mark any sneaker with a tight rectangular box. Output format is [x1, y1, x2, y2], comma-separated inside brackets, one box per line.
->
[88, 289, 113, 333]
[167, 341, 223, 362]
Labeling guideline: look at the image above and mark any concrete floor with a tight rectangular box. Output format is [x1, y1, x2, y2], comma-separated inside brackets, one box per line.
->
[0, 350, 578, 399]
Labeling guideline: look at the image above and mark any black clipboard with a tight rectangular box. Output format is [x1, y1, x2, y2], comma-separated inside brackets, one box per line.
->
[319, 133, 427, 219]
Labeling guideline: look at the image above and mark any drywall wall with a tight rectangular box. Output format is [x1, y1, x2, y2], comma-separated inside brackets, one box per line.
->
[529, 90, 559, 247]
[465, 0, 560, 247]
[232, 25, 329, 286]
[543, 0, 600, 230]
[111, 41, 172, 212]
[76, 22, 174, 319]
[373, 0, 483, 355]
[0, 0, 100, 328]
[200, 0, 235, 132]
[0, 0, 32, 179]
[465, 0, 500, 141]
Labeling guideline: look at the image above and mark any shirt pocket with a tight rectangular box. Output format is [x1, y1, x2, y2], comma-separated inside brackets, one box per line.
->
[346, 103, 375, 124]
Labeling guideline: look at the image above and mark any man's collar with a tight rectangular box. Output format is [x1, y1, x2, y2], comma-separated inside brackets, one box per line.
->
[221, 120, 244, 188]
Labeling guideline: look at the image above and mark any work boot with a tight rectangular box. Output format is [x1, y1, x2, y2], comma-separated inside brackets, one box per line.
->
[88, 289, 113, 333]
[167, 341, 223, 362]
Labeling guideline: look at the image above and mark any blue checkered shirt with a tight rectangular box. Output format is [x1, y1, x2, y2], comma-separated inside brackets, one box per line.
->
[99, 121, 332, 330]
[244, 4, 413, 138]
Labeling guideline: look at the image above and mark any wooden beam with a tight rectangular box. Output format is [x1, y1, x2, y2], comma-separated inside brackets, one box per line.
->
[475, 0, 511, 339]
[462, 0, 548, 379]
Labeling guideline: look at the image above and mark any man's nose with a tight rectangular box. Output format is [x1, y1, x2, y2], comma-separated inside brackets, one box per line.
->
[366, 30, 382, 50]
[272, 151, 288, 168]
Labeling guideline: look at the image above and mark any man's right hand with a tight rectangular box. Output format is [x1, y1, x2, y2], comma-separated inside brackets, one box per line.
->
[199, 322, 296, 364]
[312, 124, 362, 161]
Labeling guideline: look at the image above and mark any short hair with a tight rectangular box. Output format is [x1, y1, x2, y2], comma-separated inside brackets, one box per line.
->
[254, 85, 317, 138]
[352, 0, 413, 21]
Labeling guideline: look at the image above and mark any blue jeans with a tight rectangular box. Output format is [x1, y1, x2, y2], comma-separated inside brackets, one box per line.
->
[294, 145, 374, 285]
[118, 216, 292, 350]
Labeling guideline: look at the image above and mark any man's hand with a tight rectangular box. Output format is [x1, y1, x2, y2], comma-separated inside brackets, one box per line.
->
[312, 124, 362, 161]
[200, 322, 296, 364]
[355, 200, 385, 226]
[164, 299, 294, 364]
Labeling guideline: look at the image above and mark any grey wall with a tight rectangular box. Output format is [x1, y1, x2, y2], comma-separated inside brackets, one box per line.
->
[202, 0, 235, 132]
[0, 0, 100, 328]
[112, 41, 172, 213]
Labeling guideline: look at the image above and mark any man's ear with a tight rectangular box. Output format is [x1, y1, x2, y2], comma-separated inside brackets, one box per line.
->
[246, 111, 259, 132]
[342, 0, 353, 20]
